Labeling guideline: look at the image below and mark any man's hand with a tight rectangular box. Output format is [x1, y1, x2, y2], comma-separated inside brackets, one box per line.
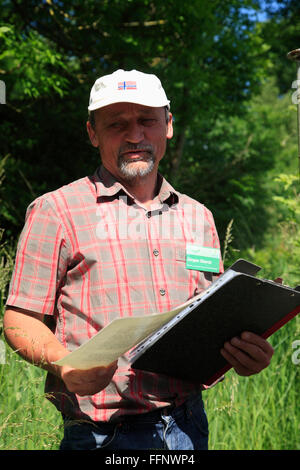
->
[220, 331, 274, 377]
[4, 307, 118, 396]
[61, 361, 118, 396]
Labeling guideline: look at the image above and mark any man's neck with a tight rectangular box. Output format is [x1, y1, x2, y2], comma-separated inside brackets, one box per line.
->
[119, 172, 159, 209]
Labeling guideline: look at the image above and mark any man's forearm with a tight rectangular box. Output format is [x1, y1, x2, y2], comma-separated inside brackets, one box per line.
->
[3, 307, 69, 377]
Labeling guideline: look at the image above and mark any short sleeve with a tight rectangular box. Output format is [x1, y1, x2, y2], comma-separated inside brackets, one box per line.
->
[6, 197, 70, 315]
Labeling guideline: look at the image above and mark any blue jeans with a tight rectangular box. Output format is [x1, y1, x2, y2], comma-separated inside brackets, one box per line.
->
[60, 394, 208, 450]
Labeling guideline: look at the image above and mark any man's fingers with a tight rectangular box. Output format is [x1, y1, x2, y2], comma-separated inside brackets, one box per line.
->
[230, 336, 270, 364]
[61, 361, 118, 395]
[240, 332, 274, 356]
[221, 340, 260, 371]
[221, 332, 274, 377]
[220, 347, 252, 376]
[75, 376, 112, 396]
[84, 361, 118, 379]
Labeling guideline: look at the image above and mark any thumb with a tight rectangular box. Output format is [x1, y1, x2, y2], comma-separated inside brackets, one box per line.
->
[98, 360, 118, 376]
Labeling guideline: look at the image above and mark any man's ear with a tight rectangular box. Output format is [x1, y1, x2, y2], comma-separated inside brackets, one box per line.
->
[166, 112, 173, 140]
[86, 121, 99, 148]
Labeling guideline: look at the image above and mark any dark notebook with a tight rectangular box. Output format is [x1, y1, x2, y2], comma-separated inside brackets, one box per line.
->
[130, 259, 300, 385]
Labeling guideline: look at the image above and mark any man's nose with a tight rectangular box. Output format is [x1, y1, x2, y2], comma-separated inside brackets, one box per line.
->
[125, 121, 144, 143]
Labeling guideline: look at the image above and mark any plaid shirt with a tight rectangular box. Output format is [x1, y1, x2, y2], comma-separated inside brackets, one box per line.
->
[7, 165, 223, 422]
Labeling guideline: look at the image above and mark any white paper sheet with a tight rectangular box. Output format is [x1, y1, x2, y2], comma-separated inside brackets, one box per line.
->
[53, 304, 185, 370]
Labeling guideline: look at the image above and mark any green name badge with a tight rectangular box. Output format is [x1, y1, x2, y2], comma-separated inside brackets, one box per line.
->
[186, 243, 220, 273]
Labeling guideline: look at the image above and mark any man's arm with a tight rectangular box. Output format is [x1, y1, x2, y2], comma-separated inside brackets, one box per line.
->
[221, 331, 274, 377]
[4, 307, 117, 396]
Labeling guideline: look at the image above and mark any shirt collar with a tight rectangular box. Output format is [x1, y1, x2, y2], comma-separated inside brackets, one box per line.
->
[92, 165, 179, 207]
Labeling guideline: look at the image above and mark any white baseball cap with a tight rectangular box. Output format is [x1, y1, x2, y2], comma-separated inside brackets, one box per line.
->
[88, 69, 170, 112]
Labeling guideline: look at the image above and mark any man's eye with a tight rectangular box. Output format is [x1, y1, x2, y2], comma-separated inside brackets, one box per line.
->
[142, 119, 156, 126]
[109, 122, 123, 128]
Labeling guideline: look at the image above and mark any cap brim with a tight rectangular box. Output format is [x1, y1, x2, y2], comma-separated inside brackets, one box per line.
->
[88, 96, 170, 112]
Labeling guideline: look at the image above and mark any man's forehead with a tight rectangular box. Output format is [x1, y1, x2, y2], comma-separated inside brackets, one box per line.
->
[97, 102, 164, 119]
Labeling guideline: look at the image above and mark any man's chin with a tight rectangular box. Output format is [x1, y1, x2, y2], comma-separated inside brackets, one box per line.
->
[119, 159, 155, 180]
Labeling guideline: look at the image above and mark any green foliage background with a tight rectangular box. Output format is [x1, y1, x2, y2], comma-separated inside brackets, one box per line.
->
[0, 0, 299, 450]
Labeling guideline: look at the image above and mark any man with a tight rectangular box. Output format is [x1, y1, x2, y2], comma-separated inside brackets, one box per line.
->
[4, 69, 273, 450]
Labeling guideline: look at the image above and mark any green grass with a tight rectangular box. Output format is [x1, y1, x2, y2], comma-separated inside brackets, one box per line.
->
[205, 318, 300, 450]
[1, 316, 299, 450]
[0, 346, 63, 450]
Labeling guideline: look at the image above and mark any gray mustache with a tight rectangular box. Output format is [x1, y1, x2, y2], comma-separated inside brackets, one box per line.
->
[118, 144, 154, 156]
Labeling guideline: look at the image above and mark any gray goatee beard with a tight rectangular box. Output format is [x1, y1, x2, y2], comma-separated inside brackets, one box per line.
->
[117, 145, 155, 180]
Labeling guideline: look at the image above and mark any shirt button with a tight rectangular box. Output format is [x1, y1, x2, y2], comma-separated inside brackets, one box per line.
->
[146, 212, 151, 218]
[159, 288, 166, 296]
[153, 249, 159, 256]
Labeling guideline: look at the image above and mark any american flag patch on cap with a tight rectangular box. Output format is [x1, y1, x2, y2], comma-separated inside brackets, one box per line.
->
[118, 81, 137, 90]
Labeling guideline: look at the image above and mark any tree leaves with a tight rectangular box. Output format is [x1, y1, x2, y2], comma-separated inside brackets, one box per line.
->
[0, 0, 298, 252]
[0, 24, 70, 101]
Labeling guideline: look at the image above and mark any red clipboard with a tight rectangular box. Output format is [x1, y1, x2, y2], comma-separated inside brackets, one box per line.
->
[130, 260, 300, 385]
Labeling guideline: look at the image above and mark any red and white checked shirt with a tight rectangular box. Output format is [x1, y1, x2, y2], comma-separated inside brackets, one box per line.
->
[7, 165, 224, 422]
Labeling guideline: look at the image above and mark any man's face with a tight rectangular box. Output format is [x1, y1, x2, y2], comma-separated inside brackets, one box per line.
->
[87, 102, 173, 182]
